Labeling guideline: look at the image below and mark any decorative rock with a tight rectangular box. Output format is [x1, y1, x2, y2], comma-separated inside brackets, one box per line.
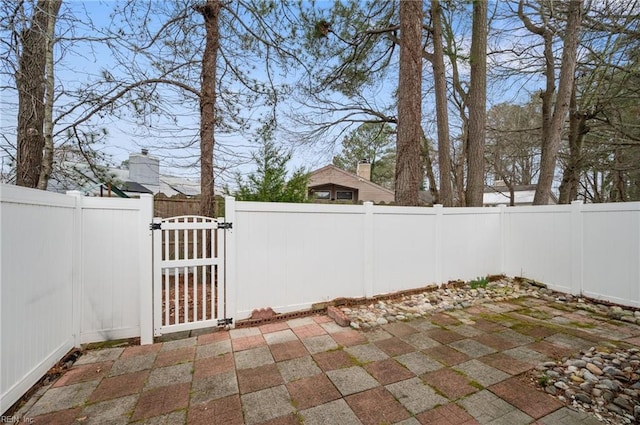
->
[586, 363, 604, 376]
[574, 392, 592, 404]
[579, 382, 592, 392]
[582, 370, 598, 382]
[598, 379, 620, 392]
[546, 370, 560, 378]
[554, 381, 570, 390]
[614, 397, 633, 412]
[568, 359, 587, 368]
[607, 403, 624, 415]
[570, 375, 585, 383]
[376, 317, 388, 326]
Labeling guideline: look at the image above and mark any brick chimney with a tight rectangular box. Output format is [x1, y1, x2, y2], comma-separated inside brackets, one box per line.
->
[129, 149, 160, 192]
[356, 160, 371, 181]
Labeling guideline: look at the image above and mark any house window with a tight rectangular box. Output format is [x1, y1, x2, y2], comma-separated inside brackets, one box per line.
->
[336, 191, 354, 200]
[314, 190, 331, 200]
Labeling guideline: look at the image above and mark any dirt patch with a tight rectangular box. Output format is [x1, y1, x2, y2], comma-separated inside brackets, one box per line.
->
[160, 272, 218, 325]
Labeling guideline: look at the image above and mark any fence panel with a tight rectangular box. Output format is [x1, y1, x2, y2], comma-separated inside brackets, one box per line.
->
[234, 202, 366, 318]
[372, 207, 438, 295]
[502, 205, 574, 293]
[80, 197, 149, 343]
[0, 185, 153, 413]
[440, 208, 502, 282]
[582, 203, 640, 307]
[1, 186, 76, 414]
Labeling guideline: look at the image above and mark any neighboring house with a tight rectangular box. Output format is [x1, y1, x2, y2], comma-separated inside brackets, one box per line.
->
[49, 149, 210, 198]
[483, 181, 558, 206]
[308, 163, 395, 204]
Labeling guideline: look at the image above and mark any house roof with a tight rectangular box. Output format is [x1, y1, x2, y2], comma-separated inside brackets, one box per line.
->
[49, 161, 216, 198]
[483, 184, 558, 205]
[308, 164, 394, 195]
[161, 176, 201, 197]
[123, 181, 154, 194]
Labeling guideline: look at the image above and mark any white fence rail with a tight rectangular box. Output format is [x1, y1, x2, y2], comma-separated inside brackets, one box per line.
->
[0, 185, 153, 413]
[1, 184, 639, 414]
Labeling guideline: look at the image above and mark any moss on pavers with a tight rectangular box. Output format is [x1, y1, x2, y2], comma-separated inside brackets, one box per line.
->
[27, 380, 99, 417]
[240, 385, 296, 425]
[385, 377, 448, 415]
[458, 389, 533, 424]
[536, 406, 602, 425]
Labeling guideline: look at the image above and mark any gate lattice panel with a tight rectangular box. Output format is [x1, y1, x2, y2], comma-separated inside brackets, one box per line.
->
[152, 215, 230, 336]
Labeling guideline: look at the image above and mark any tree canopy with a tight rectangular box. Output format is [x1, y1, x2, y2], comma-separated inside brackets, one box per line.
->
[3, 0, 640, 205]
[233, 138, 309, 203]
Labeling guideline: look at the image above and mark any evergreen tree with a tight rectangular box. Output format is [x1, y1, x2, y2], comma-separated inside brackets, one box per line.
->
[332, 123, 395, 190]
[235, 139, 309, 203]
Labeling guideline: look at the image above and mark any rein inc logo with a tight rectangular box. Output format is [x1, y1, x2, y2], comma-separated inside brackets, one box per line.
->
[1, 417, 33, 424]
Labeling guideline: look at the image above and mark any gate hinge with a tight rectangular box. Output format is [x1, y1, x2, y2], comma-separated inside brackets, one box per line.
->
[217, 317, 233, 326]
[150, 222, 161, 230]
[218, 222, 233, 230]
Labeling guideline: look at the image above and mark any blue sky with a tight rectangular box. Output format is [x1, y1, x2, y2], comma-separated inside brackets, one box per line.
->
[1, 0, 547, 187]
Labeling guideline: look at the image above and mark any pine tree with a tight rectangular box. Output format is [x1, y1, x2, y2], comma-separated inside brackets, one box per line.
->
[235, 139, 309, 203]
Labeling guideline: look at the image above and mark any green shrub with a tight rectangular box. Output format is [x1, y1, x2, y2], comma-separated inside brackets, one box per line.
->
[469, 276, 488, 289]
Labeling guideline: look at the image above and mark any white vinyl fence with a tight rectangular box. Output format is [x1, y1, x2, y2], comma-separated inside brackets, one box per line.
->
[1, 184, 639, 414]
[230, 201, 505, 319]
[502, 202, 640, 307]
[0, 185, 153, 413]
[231, 199, 640, 319]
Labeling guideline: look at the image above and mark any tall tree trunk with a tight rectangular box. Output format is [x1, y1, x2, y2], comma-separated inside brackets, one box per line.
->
[454, 139, 467, 206]
[558, 82, 588, 203]
[195, 0, 221, 218]
[395, 0, 423, 206]
[533, 0, 583, 205]
[16, 0, 53, 188]
[613, 147, 627, 202]
[465, 0, 487, 207]
[37, 0, 62, 190]
[430, 0, 453, 206]
[420, 129, 439, 204]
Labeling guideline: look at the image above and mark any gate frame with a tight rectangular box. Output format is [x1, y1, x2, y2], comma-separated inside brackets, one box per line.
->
[144, 196, 236, 343]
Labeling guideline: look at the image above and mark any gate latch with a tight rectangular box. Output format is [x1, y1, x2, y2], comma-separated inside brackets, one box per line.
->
[150, 222, 161, 230]
[217, 317, 233, 326]
[218, 222, 233, 230]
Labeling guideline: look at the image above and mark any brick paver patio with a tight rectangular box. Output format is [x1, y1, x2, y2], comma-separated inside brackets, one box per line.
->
[10, 297, 640, 424]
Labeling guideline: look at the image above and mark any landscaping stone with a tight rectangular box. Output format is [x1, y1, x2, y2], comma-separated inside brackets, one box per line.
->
[533, 346, 640, 424]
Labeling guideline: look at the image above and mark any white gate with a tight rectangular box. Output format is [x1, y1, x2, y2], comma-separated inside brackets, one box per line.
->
[152, 215, 232, 336]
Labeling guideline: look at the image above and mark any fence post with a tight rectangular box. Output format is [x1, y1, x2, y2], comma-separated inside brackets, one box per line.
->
[224, 196, 237, 328]
[363, 202, 374, 298]
[499, 204, 507, 275]
[66, 190, 83, 347]
[570, 200, 584, 296]
[139, 194, 154, 345]
[434, 204, 443, 284]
